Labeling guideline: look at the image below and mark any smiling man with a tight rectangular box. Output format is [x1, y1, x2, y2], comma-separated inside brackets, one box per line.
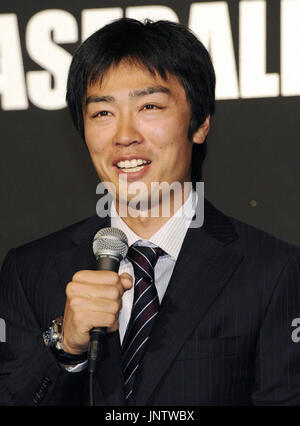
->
[83, 61, 209, 237]
[0, 18, 300, 406]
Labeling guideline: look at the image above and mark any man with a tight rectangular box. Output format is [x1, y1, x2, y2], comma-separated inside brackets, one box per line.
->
[0, 18, 300, 406]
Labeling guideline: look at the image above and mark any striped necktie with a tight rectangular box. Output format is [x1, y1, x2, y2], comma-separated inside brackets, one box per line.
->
[122, 244, 165, 401]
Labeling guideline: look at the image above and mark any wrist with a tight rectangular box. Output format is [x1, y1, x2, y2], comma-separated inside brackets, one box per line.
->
[43, 316, 88, 364]
[51, 346, 88, 365]
[61, 340, 88, 356]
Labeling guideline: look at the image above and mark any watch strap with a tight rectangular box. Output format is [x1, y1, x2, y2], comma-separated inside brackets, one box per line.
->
[50, 346, 88, 365]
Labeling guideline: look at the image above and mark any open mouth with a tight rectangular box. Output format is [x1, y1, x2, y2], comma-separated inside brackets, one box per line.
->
[115, 158, 152, 173]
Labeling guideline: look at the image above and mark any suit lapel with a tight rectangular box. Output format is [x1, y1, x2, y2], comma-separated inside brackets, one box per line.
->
[133, 200, 244, 405]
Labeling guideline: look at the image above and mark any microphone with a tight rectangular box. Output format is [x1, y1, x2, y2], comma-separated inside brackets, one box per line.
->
[88, 227, 128, 374]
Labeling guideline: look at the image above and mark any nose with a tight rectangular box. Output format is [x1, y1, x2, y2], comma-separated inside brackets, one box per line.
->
[113, 112, 143, 147]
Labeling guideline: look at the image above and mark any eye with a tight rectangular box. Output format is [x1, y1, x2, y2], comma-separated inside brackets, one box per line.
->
[142, 104, 163, 111]
[92, 110, 112, 118]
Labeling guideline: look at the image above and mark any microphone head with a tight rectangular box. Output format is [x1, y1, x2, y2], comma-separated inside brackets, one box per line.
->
[93, 227, 128, 261]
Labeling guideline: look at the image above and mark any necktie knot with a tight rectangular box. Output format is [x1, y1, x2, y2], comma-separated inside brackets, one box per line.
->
[126, 245, 165, 282]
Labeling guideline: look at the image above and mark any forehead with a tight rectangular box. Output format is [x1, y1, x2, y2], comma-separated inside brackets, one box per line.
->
[86, 60, 187, 99]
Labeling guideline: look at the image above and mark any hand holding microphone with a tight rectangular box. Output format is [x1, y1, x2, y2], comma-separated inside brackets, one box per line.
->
[62, 228, 131, 366]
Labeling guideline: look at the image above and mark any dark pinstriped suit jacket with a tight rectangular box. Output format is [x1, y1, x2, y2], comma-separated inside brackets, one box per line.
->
[0, 199, 300, 405]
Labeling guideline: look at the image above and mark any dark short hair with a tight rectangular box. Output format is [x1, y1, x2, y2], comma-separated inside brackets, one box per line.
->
[66, 18, 216, 183]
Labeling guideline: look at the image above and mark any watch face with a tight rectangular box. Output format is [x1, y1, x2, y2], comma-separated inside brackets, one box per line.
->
[43, 317, 63, 348]
[43, 329, 50, 346]
[43, 325, 54, 347]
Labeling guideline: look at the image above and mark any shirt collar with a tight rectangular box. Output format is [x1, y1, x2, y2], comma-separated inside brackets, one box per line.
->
[110, 188, 197, 260]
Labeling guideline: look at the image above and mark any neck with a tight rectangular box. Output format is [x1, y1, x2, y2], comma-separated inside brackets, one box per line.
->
[114, 185, 192, 239]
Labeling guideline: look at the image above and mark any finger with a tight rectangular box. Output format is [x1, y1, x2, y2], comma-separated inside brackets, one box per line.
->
[76, 311, 119, 332]
[72, 270, 119, 285]
[108, 319, 120, 333]
[66, 282, 123, 301]
[120, 272, 133, 290]
[68, 296, 122, 315]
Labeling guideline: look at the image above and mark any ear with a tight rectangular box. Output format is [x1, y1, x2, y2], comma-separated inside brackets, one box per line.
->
[192, 115, 210, 144]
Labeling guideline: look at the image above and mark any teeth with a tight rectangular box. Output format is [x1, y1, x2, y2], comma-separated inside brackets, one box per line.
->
[116, 159, 149, 169]
[121, 165, 145, 173]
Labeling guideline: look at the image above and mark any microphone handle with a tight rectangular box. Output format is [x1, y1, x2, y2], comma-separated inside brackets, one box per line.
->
[87, 254, 121, 374]
[95, 255, 120, 272]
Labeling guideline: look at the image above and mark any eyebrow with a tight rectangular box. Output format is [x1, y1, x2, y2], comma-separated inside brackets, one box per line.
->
[85, 95, 114, 105]
[129, 85, 170, 98]
[85, 85, 170, 105]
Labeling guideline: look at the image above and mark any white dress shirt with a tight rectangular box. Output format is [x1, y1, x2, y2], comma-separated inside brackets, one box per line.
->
[65, 188, 197, 371]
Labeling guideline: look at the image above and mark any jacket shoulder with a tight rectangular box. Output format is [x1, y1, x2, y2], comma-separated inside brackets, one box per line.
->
[3, 216, 98, 270]
[228, 215, 300, 263]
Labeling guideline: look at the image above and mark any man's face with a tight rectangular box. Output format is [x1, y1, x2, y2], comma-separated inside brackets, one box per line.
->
[83, 61, 195, 209]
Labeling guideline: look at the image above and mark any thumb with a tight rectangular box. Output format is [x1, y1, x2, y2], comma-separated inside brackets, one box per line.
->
[120, 272, 133, 290]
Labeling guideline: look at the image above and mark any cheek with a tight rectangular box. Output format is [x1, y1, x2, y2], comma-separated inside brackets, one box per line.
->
[143, 122, 165, 143]
[84, 128, 107, 156]
[149, 114, 189, 142]
[144, 121, 179, 153]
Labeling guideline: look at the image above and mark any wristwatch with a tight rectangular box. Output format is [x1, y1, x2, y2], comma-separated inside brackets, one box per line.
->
[43, 316, 64, 350]
[43, 316, 88, 365]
